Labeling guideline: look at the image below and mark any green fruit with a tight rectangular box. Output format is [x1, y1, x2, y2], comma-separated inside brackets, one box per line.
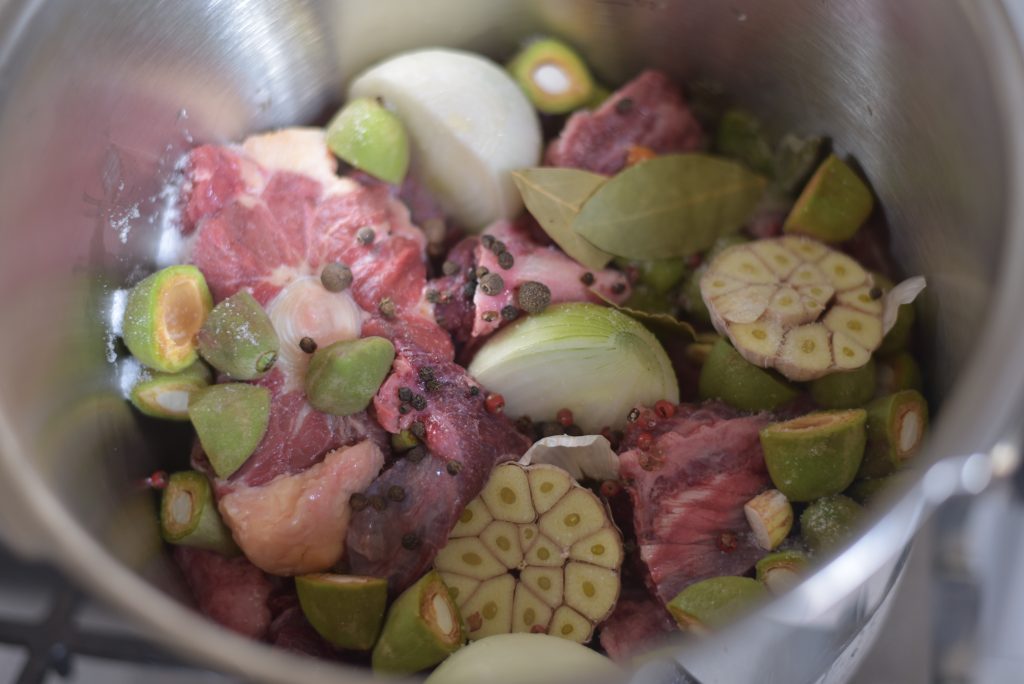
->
[123, 265, 213, 373]
[197, 291, 280, 381]
[372, 571, 463, 675]
[760, 410, 867, 502]
[296, 574, 388, 650]
[783, 154, 874, 243]
[699, 338, 799, 411]
[130, 361, 212, 421]
[800, 494, 863, 553]
[326, 98, 410, 185]
[667, 577, 767, 633]
[160, 470, 238, 555]
[188, 383, 271, 479]
[858, 390, 929, 478]
[754, 550, 809, 594]
[507, 38, 596, 115]
[716, 108, 773, 175]
[305, 337, 396, 416]
[808, 358, 877, 409]
[875, 352, 923, 395]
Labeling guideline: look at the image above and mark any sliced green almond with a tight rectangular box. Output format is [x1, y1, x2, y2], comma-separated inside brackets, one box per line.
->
[760, 409, 867, 502]
[548, 606, 592, 644]
[667, 577, 767, 634]
[372, 570, 463, 675]
[563, 562, 619, 622]
[480, 521, 524, 570]
[809, 357, 877, 409]
[755, 550, 809, 595]
[527, 465, 573, 515]
[123, 265, 213, 373]
[783, 154, 874, 243]
[698, 337, 798, 412]
[434, 537, 507, 581]
[569, 528, 623, 570]
[196, 291, 280, 381]
[460, 575, 515, 640]
[450, 498, 493, 538]
[858, 390, 929, 478]
[702, 236, 892, 381]
[295, 574, 387, 650]
[480, 464, 535, 523]
[435, 463, 622, 645]
[130, 361, 212, 421]
[520, 566, 564, 607]
[188, 383, 270, 479]
[800, 494, 863, 554]
[507, 38, 596, 115]
[305, 337, 395, 416]
[159, 470, 238, 555]
[512, 584, 554, 634]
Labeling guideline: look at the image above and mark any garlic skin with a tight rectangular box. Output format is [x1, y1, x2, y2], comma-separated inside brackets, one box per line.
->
[881, 276, 927, 334]
[518, 435, 620, 482]
[266, 276, 363, 390]
[349, 49, 542, 231]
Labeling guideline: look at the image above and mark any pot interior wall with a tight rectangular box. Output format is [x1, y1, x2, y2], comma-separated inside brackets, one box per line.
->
[0, 0, 1010, 671]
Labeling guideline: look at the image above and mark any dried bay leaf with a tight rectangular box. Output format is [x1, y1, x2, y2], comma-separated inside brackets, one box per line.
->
[591, 289, 695, 344]
[512, 168, 613, 270]
[573, 154, 767, 260]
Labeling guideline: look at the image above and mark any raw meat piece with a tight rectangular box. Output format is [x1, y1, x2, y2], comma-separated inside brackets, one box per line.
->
[431, 236, 479, 347]
[545, 70, 704, 175]
[218, 441, 385, 576]
[173, 547, 275, 639]
[469, 220, 631, 338]
[346, 331, 532, 592]
[618, 402, 772, 604]
[598, 591, 678, 661]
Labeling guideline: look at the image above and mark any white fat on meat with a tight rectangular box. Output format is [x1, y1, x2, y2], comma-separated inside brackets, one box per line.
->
[218, 440, 384, 576]
[240, 127, 360, 197]
[267, 275, 365, 391]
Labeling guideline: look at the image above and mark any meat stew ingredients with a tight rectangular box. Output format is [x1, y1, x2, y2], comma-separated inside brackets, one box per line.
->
[698, 337, 799, 411]
[858, 390, 929, 478]
[160, 470, 238, 555]
[295, 574, 388, 650]
[326, 97, 410, 185]
[800, 494, 863, 554]
[197, 291, 280, 381]
[755, 550, 809, 595]
[188, 383, 271, 479]
[667, 576, 767, 634]
[130, 360, 212, 421]
[808, 357, 877, 409]
[507, 38, 597, 115]
[783, 154, 874, 242]
[743, 489, 794, 551]
[304, 337, 396, 416]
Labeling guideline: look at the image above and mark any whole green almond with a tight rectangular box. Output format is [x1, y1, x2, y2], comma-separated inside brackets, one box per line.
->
[197, 291, 280, 381]
[800, 494, 863, 553]
[808, 358, 877, 409]
[699, 338, 799, 411]
[305, 337, 396, 416]
[760, 409, 867, 502]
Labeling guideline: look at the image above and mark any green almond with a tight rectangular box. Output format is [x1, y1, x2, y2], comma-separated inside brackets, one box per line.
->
[699, 338, 798, 412]
[808, 358, 877, 409]
[667, 576, 767, 633]
[512, 168, 611, 270]
[130, 361, 213, 421]
[188, 383, 270, 479]
[296, 574, 388, 651]
[372, 571, 463, 675]
[858, 390, 929, 478]
[760, 409, 867, 502]
[715, 108, 774, 175]
[197, 291, 280, 381]
[783, 154, 873, 243]
[572, 154, 767, 260]
[754, 550, 809, 594]
[160, 470, 238, 556]
[800, 494, 863, 554]
[327, 98, 410, 185]
[123, 265, 213, 373]
[305, 337, 396, 416]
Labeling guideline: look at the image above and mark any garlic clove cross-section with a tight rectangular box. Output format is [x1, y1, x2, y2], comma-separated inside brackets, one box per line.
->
[434, 463, 622, 644]
[700, 236, 925, 381]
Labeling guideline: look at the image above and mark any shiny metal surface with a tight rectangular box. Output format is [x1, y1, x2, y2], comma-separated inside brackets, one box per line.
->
[0, 1, 1022, 682]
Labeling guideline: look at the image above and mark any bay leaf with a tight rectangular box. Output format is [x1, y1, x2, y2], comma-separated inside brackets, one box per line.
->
[573, 153, 767, 260]
[512, 168, 613, 270]
[591, 289, 696, 344]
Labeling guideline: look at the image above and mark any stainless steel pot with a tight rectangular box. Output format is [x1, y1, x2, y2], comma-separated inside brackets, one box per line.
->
[1, 1, 1022, 682]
